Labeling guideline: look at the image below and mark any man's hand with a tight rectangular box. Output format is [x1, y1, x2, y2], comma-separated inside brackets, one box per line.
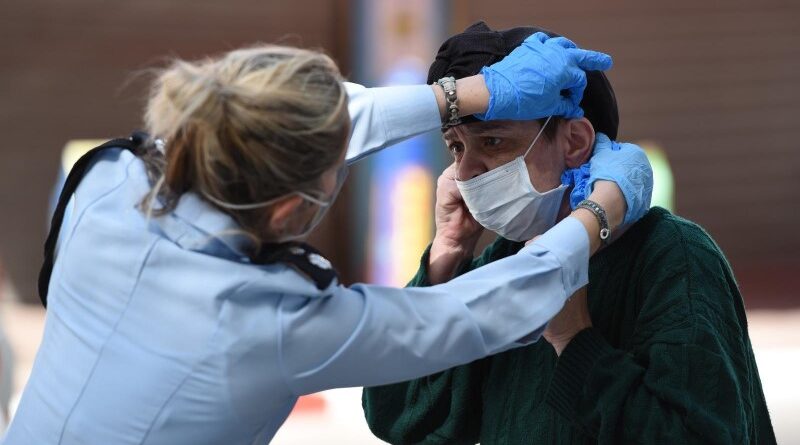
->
[428, 164, 484, 284]
[542, 287, 592, 356]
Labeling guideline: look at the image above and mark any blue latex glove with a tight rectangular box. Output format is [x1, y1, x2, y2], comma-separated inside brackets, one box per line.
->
[477, 32, 612, 121]
[585, 133, 653, 225]
[560, 162, 591, 210]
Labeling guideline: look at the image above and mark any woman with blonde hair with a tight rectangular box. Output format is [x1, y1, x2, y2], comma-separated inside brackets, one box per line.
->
[5, 36, 651, 444]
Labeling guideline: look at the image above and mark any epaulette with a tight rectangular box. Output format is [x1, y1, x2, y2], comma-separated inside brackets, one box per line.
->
[39, 131, 151, 307]
[254, 242, 338, 290]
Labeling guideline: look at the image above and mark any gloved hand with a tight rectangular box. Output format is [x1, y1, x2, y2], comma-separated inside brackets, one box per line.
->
[585, 133, 653, 225]
[477, 32, 612, 121]
[561, 162, 591, 210]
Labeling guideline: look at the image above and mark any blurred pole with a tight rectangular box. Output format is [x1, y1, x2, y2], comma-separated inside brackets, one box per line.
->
[351, 0, 449, 285]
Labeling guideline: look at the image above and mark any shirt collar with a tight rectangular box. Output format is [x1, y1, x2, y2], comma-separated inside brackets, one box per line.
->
[156, 191, 255, 261]
[150, 190, 341, 296]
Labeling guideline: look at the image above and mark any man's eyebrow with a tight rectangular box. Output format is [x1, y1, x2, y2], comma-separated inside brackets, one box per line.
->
[470, 122, 515, 135]
[443, 122, 514, 142]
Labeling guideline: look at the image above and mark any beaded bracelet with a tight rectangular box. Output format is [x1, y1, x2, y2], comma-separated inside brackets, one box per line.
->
[436, 76, 461, 128]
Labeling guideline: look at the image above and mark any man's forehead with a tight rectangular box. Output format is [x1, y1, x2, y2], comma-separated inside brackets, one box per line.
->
[442, 120, 533, 140]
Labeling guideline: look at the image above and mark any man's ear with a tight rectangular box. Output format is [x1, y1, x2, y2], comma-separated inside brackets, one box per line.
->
[267, 194, 305, 236]
[563, 118, 595, 168]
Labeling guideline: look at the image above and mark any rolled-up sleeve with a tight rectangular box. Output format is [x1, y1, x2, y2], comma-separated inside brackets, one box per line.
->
[344, 82, 441, 164]
[279, 216, 589, 396]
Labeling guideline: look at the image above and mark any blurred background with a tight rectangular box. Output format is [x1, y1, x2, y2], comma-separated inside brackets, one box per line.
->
[1, 0, 799, 442]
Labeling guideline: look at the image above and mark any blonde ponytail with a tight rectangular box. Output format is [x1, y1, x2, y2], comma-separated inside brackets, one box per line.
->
[141, 45, 349, 246]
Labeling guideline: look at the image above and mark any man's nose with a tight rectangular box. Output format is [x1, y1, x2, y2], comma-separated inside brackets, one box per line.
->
[456, 151, 488, 180]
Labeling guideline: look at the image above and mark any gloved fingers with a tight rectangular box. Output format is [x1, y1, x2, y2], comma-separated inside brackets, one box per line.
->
[623, 144, 653, 171]
[568, 48, 613, 72]
[474, 67, 513, 121]
[567, 68, 588, 108]
[523, 31, 550, 44]
[585, 138, 654, 225]
[592, 132, 613, 154]
[568, 85, 584, 111]
[569, 187, 587, 209]
[553, 96, 583, 118]
[562, 163, 592, 209]
[548, 87, 579, 118]
[595, 132, 611, 144]
[620, 168, 653, 225]
[543, 36, 578, 49]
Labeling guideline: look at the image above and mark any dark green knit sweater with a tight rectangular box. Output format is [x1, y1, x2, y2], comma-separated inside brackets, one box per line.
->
[362, 208, 775, 444]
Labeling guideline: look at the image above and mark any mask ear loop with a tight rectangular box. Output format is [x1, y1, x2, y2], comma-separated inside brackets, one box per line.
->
[522, 115, 553, 159]
[203, 163, 350, 211]
[202, 192, 281, 211]
[296, 163, 349, 208]
[202, 186, 329, 211]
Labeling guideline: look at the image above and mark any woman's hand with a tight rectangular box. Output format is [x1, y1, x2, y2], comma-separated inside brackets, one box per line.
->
[586, 133, 653, 226]
[431, 34, 613, 122]
[542, 287, 592, 356]
[565, 134, 653, 230]
[570, 180, 625, 254]
[428, 164, 484, 284]
[479, 32, 613, 120]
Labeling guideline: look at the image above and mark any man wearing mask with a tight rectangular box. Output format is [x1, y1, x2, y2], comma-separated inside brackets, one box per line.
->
[362, 22, 775, 444]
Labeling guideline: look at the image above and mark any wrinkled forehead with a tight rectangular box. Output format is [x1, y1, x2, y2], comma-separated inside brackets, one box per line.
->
[442, 120, 541, 142]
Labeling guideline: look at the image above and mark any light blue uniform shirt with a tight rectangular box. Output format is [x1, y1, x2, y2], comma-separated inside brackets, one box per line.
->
[3, 84, 589, 444]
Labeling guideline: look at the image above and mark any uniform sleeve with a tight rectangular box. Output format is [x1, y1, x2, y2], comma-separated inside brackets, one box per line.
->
[361, 243, 489, 445]
[361, 237, 531, 444]
[545, 228, 777, 444]
[344, 82, 441, 164]
[278, 217, 589, 397]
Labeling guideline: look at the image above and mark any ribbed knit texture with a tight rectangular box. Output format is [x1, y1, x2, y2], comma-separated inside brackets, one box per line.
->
[363, 208, 776, 444]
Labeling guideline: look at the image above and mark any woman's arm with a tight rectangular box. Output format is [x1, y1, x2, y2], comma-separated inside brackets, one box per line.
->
[343, 82, 438, 164]
[344, 33, 612, 164]
[344, 76, 489, 164]
[361, 237, 516, 445]
[279, 215, 590, 396]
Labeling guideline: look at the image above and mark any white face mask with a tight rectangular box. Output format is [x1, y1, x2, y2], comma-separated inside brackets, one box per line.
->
[455, 116, 567, 242]
[203, 163, 349, 242]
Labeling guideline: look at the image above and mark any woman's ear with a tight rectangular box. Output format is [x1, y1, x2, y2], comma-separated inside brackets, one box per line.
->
[563, 118, 595, 168]
[267, 194, 304, 236]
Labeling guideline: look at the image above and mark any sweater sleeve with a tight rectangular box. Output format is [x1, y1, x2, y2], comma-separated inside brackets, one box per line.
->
[545, 224, 776, 445]
[362, 239, 521, 444]
[362, 358, 488, 445]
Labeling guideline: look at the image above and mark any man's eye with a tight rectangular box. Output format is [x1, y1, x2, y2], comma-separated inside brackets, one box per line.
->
[485, 137, 503, 147]
[448, 143, 464, 157]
